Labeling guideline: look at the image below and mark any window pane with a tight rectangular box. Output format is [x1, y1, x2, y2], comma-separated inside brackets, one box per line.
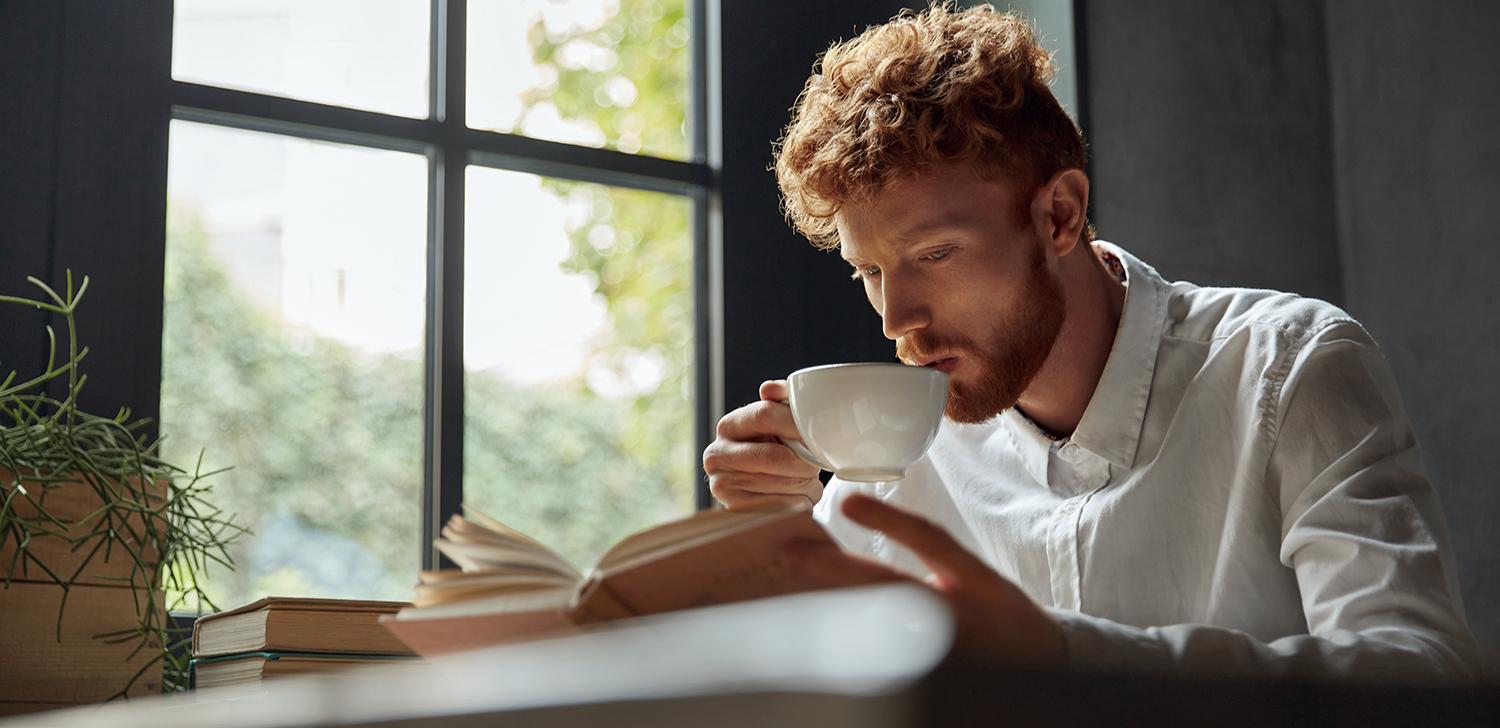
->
[464, 167, 694, 566]
[160, 120, 427, 607]
[173, 0, 429, 118]
[467, 0, 690, 160]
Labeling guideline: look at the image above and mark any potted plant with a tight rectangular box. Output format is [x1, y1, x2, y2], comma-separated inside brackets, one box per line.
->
[0, 272, 246, 712]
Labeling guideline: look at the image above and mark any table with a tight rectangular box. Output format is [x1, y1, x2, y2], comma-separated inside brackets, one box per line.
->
[5, 584, 1497, 727]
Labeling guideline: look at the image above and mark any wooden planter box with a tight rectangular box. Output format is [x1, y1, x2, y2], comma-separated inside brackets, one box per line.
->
[0, 470, 167, 716]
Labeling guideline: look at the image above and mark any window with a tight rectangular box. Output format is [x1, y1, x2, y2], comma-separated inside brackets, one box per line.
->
[162, 0, 713, 607]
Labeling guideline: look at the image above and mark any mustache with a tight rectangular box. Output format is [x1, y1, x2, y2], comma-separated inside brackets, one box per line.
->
[896, 332, 977, 364]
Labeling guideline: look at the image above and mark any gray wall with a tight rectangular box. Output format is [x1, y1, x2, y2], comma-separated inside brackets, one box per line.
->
[1083, 0, 1500, 664]
[1083, 0, 1342, 302]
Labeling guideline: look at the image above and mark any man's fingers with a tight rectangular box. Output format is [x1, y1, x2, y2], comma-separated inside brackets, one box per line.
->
[709, 471, 818, 500]
[758, 379, 790, 403]
[840, 493, 989, 587]
[704, 380, 824, 511]
[723, 492, 815, 513]
[715, 399, 802, 442]
[830, 497, 1066, 668]
[703, 440, 819, 479]
[782, 538, 912, 588]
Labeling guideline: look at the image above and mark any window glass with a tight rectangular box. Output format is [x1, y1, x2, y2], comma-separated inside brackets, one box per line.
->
[172, 0, 430, 118]
[160, 120, 427, 607]
[463, 166, 694, 565]
[467, 0, 690, 160]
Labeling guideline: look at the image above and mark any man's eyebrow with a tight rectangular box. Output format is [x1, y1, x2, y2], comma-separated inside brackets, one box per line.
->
[839, 213, 978, 264]
[892, 215, 981, 243]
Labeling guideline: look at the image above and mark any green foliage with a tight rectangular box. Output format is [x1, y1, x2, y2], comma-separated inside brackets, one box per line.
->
[0, 272, 247, 695]
[160, 208, 424, 602]
[526, 183, 696, 522]
[522, 0, 696, 520]
[463, 372, 684, 563]
[522, 0, 690, 159]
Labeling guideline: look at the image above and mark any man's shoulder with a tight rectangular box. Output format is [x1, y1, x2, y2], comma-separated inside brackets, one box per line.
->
[1161, 278, 1358, 349]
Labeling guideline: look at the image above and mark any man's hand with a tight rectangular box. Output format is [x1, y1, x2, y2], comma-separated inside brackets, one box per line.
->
[703, 380, 823, 511]
[788, 493, 1068, 668]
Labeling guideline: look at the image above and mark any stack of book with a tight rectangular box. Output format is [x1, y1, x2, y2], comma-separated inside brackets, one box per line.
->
[381, 505, 893, 656]
[191, 597, 419, 690]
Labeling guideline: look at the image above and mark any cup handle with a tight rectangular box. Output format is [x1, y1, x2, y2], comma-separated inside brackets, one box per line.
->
[778, 436, 834, 473]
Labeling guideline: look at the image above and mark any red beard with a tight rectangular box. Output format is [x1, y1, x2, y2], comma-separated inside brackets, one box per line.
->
[896, 243, 1065, 424]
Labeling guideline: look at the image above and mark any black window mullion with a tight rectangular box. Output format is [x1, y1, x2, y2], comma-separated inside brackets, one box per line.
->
[464, 143, 707, 196]
[691, 0, 722, 508]
[422, 0, 467, 571]
[690, 0, 714, 167]
[692, 187, 716, 511]
[421, 145, 445, 572]
[173, 80, 708, 189]
[172, 81, 437, 150]
[421, 0, 443, 574]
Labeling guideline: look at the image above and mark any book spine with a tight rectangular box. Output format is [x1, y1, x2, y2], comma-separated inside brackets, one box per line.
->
[570, 571, 638, 623]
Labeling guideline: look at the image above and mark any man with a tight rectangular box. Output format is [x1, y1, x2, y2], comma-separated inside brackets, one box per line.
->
[701, 4, 1480, 681]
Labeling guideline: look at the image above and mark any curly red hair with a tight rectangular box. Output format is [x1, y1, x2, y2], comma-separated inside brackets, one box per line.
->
[774, 3, 1089, 249]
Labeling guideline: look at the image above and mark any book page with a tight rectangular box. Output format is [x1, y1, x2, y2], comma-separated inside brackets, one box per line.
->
[434, 540, 580, 579]
[413, 570, 577, 608]
[391, 587, 575, 620]
[592, 508, 796, 574]
[450, 511, 555, 553]
[436, 511, 582, 581]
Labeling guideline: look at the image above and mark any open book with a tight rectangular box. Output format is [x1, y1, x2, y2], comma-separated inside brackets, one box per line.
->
[382, 506, 881, 656]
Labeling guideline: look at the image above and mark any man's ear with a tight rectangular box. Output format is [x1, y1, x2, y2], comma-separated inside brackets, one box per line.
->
[1030, 168, 1090, 257]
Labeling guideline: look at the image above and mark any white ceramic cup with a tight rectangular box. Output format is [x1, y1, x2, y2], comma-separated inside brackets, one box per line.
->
[780, 362, 949, 482]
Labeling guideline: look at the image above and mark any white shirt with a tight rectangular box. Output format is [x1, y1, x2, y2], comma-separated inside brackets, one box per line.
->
[814, 242, 1481, 683]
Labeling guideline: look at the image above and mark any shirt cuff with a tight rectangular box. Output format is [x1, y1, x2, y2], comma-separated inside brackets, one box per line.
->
[1048, 607, 1173, 674]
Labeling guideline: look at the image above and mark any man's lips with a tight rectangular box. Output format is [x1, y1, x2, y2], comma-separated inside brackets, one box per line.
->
[916, 356, 959, 374]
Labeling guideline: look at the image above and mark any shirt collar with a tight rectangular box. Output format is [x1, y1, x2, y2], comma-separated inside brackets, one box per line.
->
[1067, 241, 1168, 470]
[1002, 406, 1057, 486]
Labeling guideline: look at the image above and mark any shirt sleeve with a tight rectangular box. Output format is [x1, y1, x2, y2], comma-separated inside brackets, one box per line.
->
[1048, 319, 1482, 683]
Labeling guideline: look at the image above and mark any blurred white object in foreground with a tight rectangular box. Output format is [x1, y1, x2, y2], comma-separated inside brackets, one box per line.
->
[7, 583, 952, 728]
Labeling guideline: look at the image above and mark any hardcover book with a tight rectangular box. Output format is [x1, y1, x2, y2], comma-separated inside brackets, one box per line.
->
[193, 597, 415, 658]
[193, 651, 419, 689]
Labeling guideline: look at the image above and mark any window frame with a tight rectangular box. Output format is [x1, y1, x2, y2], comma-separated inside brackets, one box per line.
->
[167, 0, 721, 570]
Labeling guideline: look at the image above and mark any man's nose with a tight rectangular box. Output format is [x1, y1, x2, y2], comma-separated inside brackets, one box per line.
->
[879, 276, 930, 341]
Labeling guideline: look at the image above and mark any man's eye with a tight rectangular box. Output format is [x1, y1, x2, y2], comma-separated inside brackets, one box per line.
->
[924, 248, 952, 262]
[850, 265, 880, 280]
